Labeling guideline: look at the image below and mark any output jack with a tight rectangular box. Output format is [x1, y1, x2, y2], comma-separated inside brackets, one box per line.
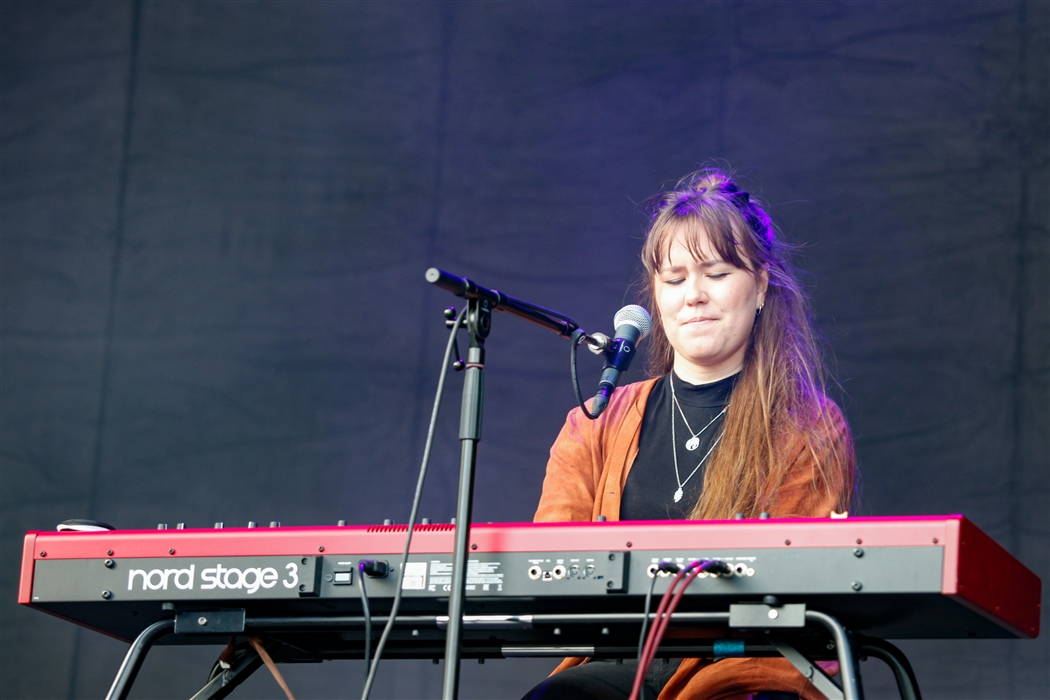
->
[528, 565, 542, 580]
[552, 565, 567, 579]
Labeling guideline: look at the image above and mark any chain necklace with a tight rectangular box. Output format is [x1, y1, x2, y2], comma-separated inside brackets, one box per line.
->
[669, 373, 728, 503]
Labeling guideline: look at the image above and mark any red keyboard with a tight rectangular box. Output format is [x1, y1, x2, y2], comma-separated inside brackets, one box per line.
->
[20, 515, 1041, 643]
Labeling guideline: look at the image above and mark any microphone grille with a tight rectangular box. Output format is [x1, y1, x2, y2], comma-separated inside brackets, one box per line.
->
[614, 304, 652, 339]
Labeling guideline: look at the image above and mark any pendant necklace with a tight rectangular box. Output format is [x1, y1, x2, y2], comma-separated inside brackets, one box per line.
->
[669, 374, 728, 503]
[670, 373, 727, 451]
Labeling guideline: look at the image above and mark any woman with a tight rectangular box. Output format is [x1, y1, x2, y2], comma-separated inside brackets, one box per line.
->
[525, 169, 856, 700]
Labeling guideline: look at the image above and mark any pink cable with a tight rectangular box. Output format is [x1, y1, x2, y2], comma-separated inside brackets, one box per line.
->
[642, 564, 704, 672]
[629, 565, 688, 700]
[642, 566, 701, 667]
[629, 561, 704, 700]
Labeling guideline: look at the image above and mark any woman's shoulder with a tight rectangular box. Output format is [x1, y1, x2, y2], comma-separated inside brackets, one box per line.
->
[774, 391, 853, 457]
[562, 376, 661, 432]
[588, 376, 659, 415]
[613, 376, 661, 404]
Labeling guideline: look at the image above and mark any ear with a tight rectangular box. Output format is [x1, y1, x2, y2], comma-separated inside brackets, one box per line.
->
[756, 266, 769, 309]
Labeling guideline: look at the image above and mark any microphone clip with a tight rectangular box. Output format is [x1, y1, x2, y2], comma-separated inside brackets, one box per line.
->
[583, 332, 612, 356]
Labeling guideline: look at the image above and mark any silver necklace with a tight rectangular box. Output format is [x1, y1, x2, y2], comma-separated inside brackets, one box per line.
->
[670, 373, 727, 451]
[669, 374, 727, 503]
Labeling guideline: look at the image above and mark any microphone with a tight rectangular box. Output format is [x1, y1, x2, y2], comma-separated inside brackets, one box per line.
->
[591, 305, 652, 416]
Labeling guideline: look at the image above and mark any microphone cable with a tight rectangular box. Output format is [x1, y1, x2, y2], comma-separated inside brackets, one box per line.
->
[570, 329, 603, 419]
[361, 304, 468, 700]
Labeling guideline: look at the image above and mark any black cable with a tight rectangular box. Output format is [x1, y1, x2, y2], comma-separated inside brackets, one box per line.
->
[361, 305, 468, 700]
[570, 329, 602, 420]
[357, 562, 371, 684]
[636, 567, 659, 700]
[637, 569, 659, 663]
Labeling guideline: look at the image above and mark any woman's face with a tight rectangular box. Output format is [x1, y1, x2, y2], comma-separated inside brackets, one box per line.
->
[655, 225, 768, 383]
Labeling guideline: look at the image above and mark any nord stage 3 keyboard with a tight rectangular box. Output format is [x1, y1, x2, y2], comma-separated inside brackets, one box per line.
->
[20, 515, 1040, 645]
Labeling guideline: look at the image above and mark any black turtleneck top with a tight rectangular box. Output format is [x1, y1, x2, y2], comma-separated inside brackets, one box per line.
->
[619, 371, 738, 521]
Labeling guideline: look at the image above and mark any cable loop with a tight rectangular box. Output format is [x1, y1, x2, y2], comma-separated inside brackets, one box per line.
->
[571, 329, 602, 420]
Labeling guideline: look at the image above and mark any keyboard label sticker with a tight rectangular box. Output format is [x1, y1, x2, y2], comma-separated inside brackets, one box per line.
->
[427, 560, 504, 592]
[401, 562, 427, 590]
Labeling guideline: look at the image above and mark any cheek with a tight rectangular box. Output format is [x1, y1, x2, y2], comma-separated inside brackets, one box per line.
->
[721, 279, 757, 311]
[656, 287, 680, 320]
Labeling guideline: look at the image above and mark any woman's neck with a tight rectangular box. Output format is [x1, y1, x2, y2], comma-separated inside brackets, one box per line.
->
[672, 356, 743, 385]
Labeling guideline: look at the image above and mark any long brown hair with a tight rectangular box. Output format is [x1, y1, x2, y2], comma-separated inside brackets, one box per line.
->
[640, 169, 854, 519]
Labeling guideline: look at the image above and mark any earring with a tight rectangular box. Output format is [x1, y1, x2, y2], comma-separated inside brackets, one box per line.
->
[756, 303, 764, 317]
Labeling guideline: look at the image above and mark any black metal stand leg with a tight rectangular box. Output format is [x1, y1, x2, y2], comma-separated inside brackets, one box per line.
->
[806, 611, 862, 700]
[860, 639, 922, 700]
[104, 619, 175, 700]
[767, 633, 845, 700]
[442, 432, 479, 699]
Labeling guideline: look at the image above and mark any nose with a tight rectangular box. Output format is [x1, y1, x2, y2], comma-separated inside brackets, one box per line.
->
[684, 276, 708, 306]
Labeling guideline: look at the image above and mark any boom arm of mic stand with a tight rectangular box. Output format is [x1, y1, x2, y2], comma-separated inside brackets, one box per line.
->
[426, 267, 589, 340]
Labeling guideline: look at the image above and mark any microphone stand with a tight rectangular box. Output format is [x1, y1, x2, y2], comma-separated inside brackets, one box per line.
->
[425, 268, 596, 699]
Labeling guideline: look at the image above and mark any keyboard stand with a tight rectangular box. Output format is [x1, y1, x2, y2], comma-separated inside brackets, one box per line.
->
[103, 606, 923, 700]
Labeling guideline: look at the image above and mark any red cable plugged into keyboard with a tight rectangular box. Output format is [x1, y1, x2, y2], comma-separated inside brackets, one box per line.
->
[629, 559, 730, 700]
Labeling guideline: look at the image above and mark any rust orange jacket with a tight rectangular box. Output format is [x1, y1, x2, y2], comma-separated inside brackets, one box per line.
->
[534, 377, 853, 700]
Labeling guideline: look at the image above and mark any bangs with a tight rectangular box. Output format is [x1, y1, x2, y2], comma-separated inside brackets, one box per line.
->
[643, 207, 752, 275]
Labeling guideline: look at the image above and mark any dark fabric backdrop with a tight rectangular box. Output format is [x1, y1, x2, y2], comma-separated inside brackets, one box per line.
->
[2, 2, 1046, 698]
